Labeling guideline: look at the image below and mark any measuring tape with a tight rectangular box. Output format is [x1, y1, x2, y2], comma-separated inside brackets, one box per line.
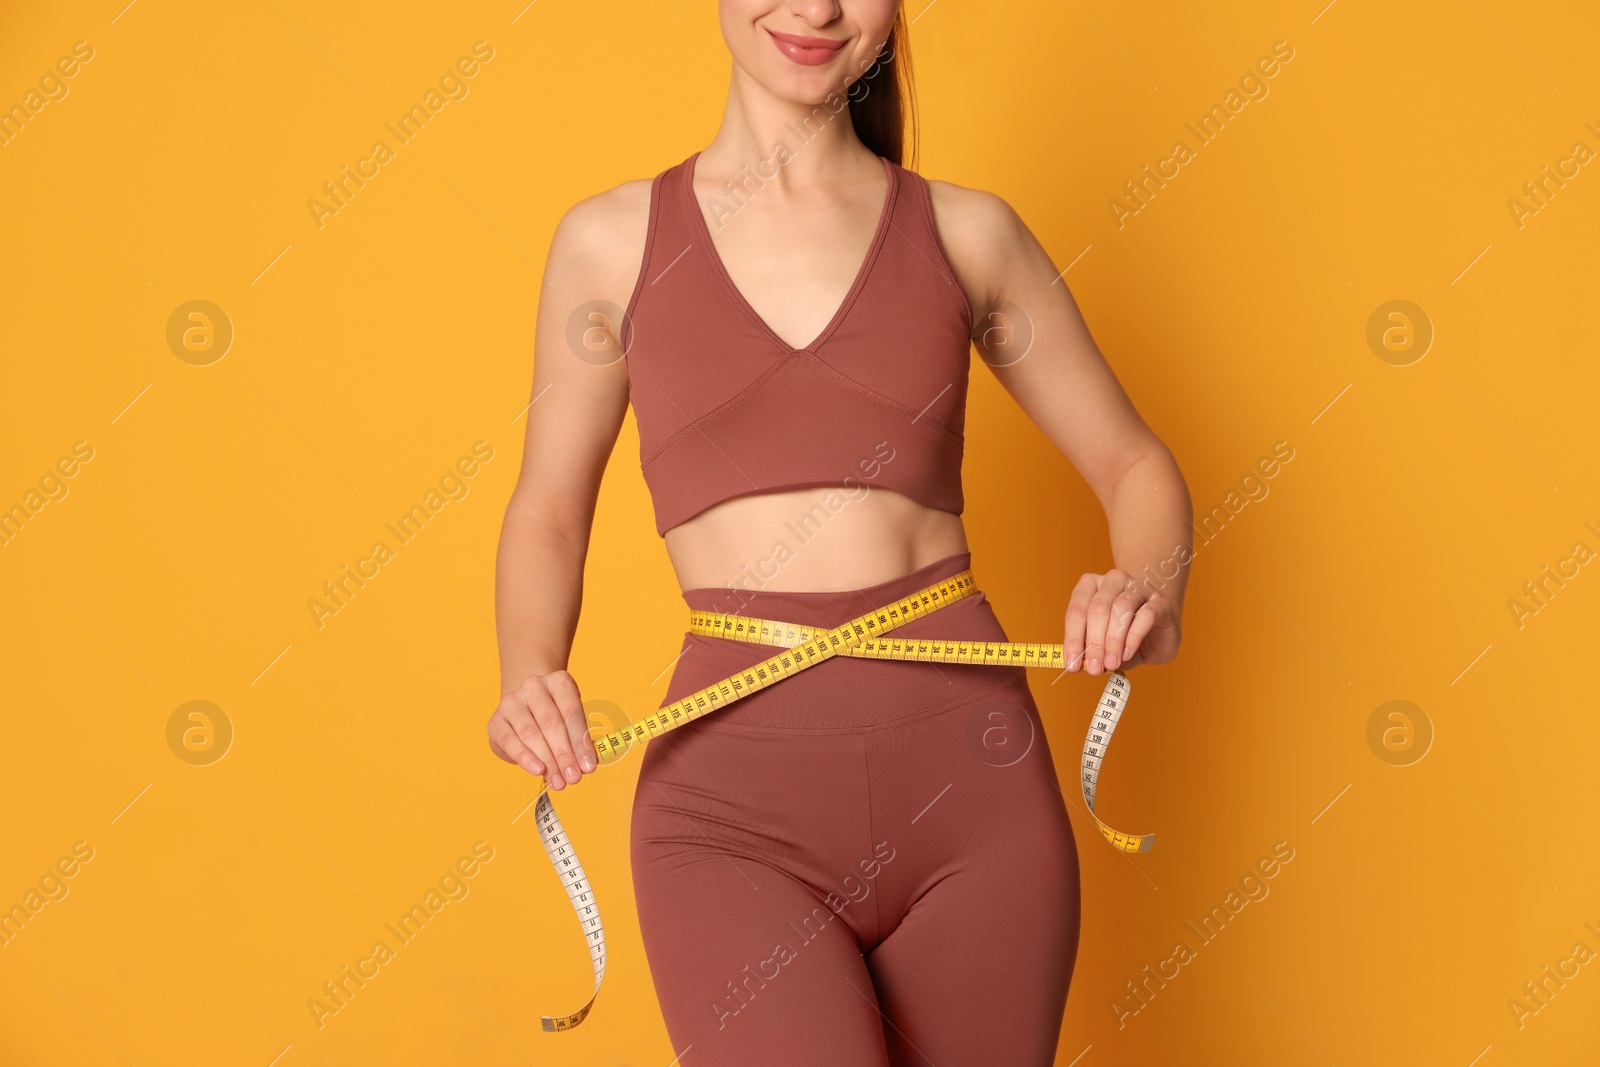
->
[531, 567, 1152, 1031]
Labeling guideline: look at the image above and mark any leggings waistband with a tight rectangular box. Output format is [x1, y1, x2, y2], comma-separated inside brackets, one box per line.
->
[665, 551, 1038, 732]
[678, 550, 975, 629]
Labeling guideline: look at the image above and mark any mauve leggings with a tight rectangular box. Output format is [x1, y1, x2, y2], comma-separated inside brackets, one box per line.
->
[629, 551, 1082, 1066]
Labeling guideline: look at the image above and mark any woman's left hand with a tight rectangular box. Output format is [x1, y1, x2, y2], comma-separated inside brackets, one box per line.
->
[1063, 568, 1181, 675]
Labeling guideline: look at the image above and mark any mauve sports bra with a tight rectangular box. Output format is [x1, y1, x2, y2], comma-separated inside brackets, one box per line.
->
[621, 150, 974, 538]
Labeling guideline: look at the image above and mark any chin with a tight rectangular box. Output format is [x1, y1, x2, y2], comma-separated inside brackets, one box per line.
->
[721, 1, 897, 102]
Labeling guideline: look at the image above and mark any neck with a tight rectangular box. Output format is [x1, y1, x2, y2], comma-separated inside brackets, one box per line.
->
[699, 65, 876, 189]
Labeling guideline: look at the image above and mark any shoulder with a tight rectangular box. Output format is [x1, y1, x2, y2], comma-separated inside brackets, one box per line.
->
[545, 175, 658, 305]
[920, 176, 1037, 322]
[923, 178, 1030, 262]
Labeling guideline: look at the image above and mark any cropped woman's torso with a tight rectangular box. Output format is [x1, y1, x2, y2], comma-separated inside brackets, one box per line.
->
[618, 148, 977, 594]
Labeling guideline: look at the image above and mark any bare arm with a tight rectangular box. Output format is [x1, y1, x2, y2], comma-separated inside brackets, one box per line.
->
[931, 181, 1193, 673]
[488, 179, 648, 788]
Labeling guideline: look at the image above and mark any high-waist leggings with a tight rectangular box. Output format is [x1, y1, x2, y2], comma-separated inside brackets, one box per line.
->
[630, 551, 1082, 1066]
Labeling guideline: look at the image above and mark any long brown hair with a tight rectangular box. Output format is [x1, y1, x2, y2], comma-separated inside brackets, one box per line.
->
[847, 8, 917, 170]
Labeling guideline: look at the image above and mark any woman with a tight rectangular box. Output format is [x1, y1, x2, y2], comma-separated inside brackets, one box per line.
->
[490, 2, 1192, 1063]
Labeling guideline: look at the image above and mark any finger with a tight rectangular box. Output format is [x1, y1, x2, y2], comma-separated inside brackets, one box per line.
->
[1120, 600, 1160, 667]
[1083, 570, 1128, 674]
[1103, 587, 1145, 670]
[547, 670, 598, 775]
[501, 690, 561, 787]
[488, 712, 546, 778]
[1062, 573, 1098, 671]
[527, 680, 582, 788]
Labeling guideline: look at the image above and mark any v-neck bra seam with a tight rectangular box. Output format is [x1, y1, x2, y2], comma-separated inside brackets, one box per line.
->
[681, 150, 899, 355]
[640, 351, 963, 468]
[640, 356, 794, 467]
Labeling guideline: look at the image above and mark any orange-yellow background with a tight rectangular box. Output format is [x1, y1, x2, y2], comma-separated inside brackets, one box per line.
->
[3, 1, 1597, 1064]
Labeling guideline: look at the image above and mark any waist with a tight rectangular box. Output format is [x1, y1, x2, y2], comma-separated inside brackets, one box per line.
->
[664, 489, 969, 595]
[658, 550, 1034, 733]
[680, 548, 971, 624]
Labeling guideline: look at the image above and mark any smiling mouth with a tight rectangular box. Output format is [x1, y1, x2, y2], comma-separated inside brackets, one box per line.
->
[764, 27, 848, 66]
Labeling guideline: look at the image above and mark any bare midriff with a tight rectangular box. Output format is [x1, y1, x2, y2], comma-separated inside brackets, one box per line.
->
[663, 485, 969, 595]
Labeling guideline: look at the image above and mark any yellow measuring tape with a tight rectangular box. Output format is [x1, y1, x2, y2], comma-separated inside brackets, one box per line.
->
[532, 567, 1151, 1031]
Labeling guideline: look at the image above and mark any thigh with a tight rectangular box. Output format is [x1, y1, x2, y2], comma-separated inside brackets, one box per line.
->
[863, 684, 1083, 1066]
[630, 733, 893, 1067]
[865, 856, 1080, 1066]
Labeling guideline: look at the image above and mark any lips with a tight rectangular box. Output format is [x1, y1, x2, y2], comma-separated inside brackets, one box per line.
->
[765, 28, 847, 67]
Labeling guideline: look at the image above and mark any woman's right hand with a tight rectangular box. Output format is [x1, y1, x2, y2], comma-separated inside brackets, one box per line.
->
[487, 669, 599, 790]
